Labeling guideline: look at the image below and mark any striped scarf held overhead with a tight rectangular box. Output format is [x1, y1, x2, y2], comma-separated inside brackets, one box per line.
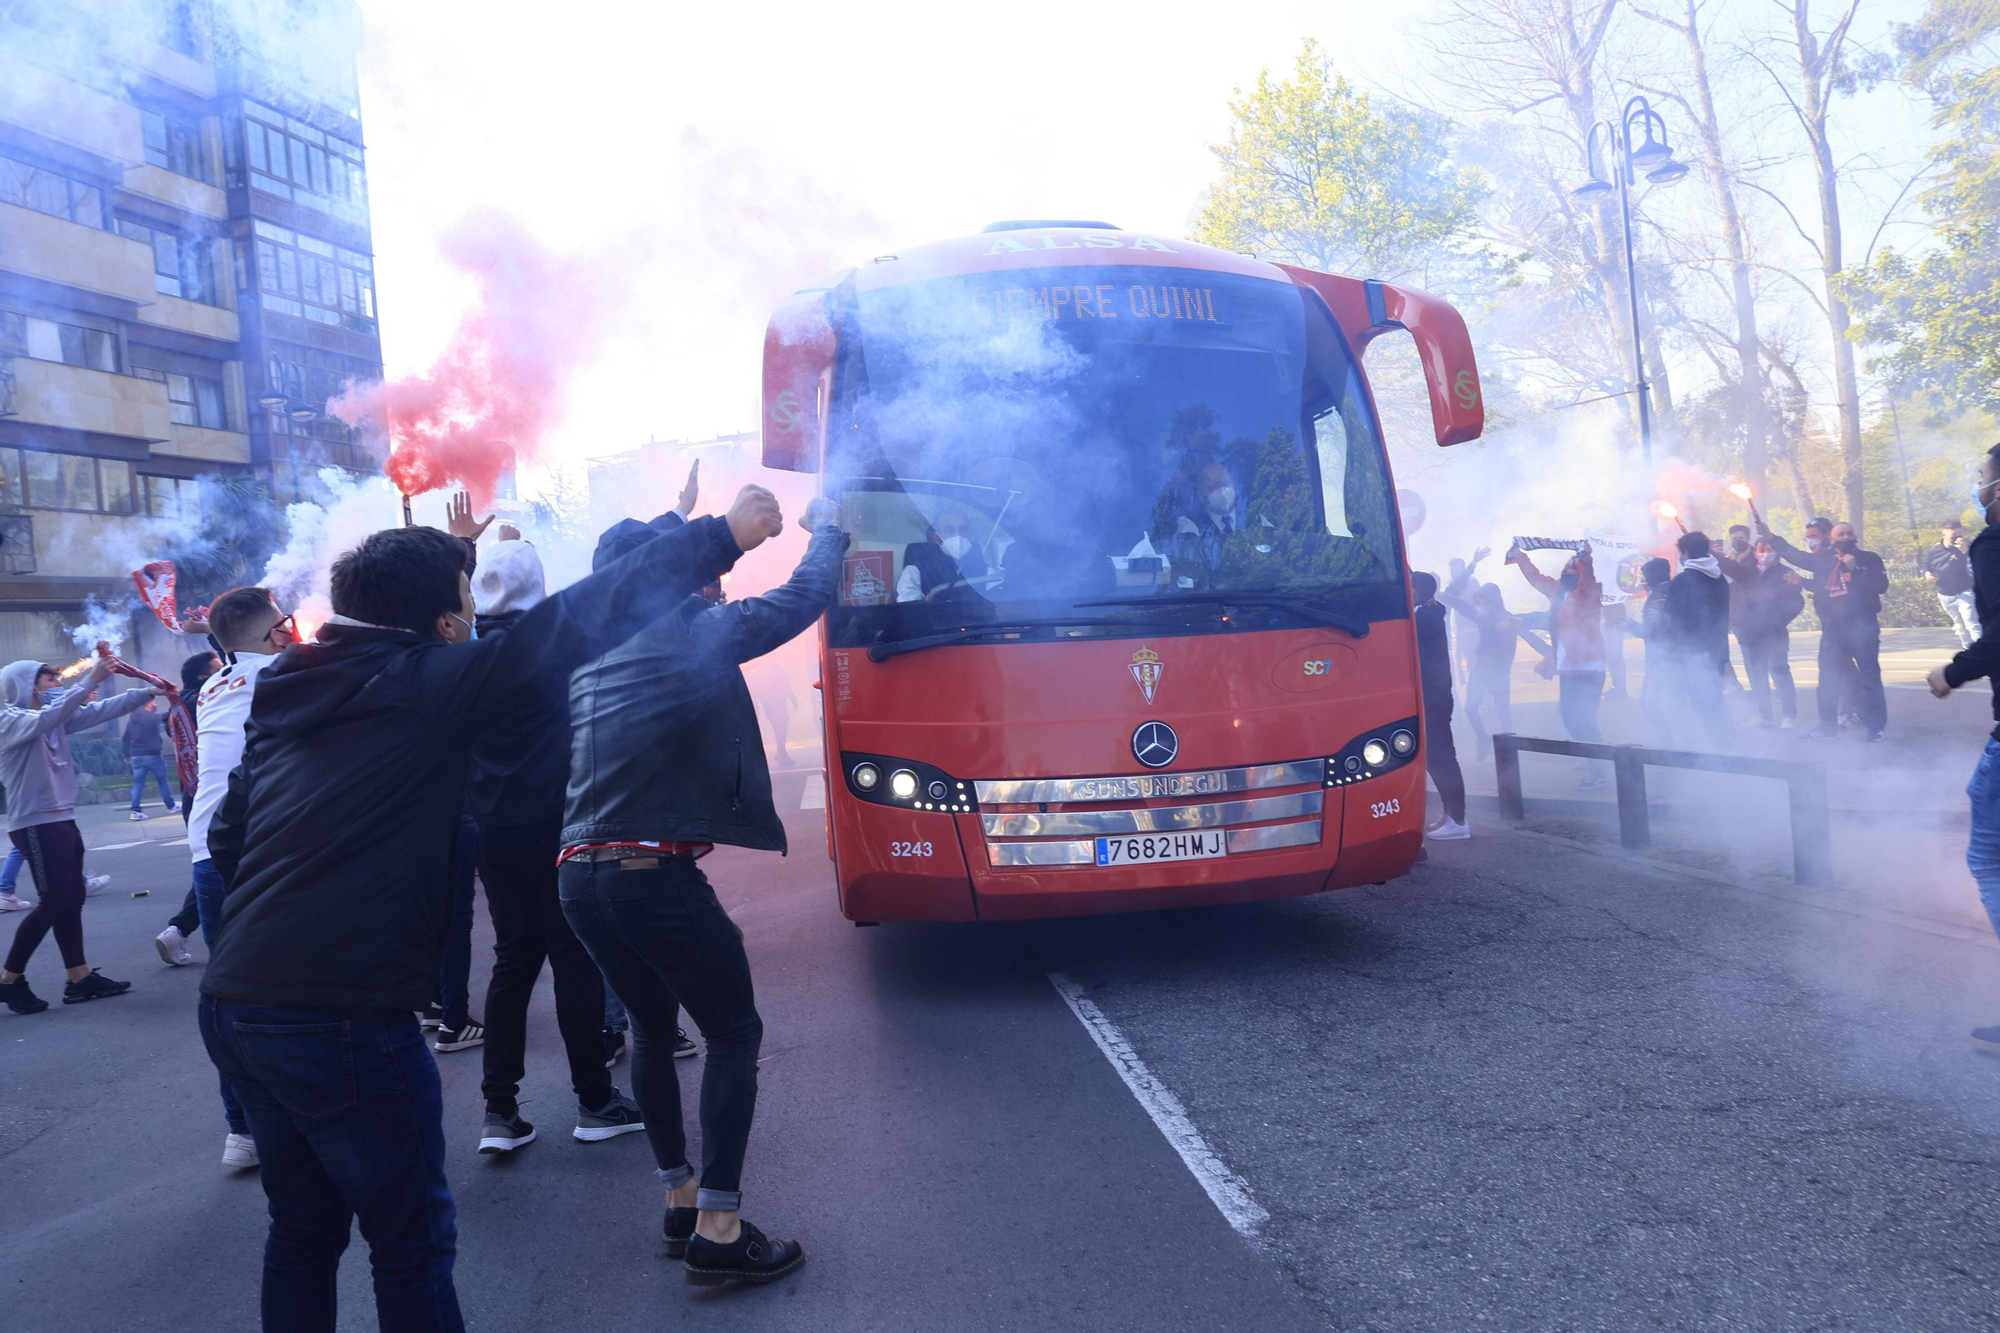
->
[86, 641, 198, 800]
[1511, 536, 1588, 552]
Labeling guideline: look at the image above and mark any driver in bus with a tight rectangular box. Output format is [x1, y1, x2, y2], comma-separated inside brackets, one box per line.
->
[896, 506, 989, 604]
[1167, 460, 1244, 571]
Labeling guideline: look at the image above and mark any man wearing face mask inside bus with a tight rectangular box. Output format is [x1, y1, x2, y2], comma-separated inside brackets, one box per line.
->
[896, 505, 989, 604]
[1169, 461, 1244, 570]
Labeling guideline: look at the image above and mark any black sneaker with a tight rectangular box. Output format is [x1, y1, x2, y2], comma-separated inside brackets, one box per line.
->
[63, 969, 131, 1004]
[434, 1020, 485, 1052]
[603, 1026, 626, 1069]
[420, 1004, 444, 1029]
[573, 1090, 645, 1142]
[663, 1205, 698, 1258]
[674, 1027, 698, 1059]
[478, 1108, 537, 1155]
[1972, 1025, 2000, 1054]
[684, 1220, 804, 1287]
[1, 975, 49, 1014]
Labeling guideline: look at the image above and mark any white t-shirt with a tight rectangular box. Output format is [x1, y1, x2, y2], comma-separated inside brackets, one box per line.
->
[187, 652, 278, 864]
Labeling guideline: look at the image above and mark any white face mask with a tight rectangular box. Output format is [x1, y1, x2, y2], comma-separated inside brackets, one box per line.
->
[444, 611, 472, 643]
[940, 534, 972, 560]
[1205, 486, 1235, 516]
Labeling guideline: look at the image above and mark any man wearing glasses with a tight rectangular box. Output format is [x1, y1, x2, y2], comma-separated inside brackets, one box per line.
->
[182, 586, 299, 1171]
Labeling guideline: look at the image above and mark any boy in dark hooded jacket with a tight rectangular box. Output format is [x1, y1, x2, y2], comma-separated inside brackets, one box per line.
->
[1659, 531, 1736, 749]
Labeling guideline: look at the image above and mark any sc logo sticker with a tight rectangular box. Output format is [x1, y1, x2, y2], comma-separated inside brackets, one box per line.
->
[1453, 370, 1480, 411]
[770, 389, 801, 433]
[1303, 659, 1334, 676]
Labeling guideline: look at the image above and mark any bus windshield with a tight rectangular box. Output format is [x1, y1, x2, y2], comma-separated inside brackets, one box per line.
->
[823, 265, 1403, 649]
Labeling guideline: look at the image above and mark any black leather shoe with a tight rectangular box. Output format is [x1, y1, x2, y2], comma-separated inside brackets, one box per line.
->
[663, 1205, 697, 1257]
[683, 1221, 804, 1286]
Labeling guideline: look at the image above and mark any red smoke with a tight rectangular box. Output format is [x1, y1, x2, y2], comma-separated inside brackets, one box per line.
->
[329, 210, 620, 506]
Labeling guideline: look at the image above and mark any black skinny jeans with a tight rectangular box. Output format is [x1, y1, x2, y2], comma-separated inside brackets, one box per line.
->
[4, 820, 87, 974]
[560, 854, 763, 1212]
[1422, 687, 1466, 824]
[477, 818, 611, 1116]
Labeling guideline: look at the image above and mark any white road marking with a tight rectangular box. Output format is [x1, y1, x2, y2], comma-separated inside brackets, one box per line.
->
[800, 773, 826, 810]
[1048, 971, 1269, 1240]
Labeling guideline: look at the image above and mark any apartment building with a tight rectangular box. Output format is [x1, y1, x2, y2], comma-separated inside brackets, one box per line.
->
[0, 0, 384, 667]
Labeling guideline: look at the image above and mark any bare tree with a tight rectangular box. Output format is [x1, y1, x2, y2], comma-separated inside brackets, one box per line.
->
[1631, 0, 1778, 496]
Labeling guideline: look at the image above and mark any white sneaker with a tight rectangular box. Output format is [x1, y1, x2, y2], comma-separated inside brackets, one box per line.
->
[222, 1133, 259, 1169]
[1428, 817, 1472, 841]
[0, 892, 30, 911]
[129, 810, 147, 821]
[1779, 717, 1796, 730]
[84, 874, 111, 896]
[155, 926, 193, 966]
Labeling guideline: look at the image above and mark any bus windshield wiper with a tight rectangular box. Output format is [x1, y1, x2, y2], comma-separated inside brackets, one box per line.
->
[867, 618, 1126, 662]
[1076, 592, 1371, 638]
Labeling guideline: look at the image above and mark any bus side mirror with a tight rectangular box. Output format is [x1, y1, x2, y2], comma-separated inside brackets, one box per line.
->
[761, 288, 836, 472]
[1278, 267, 1485, 447]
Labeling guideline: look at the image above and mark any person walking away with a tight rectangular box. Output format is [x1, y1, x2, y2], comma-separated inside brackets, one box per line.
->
[1439, 581, 1519, 761]
[1929, 445, 2000, 1051]
[0, 677, 114, 914]
[0, 658, 160, 1013]
[1731, 540, 1806, 729]
[155, 651, 223, 964]
[124, 698, 177, 820]
[1506, 543, 1608, 786]
[181, 588, 297, 1167]
[1925, 518, 1981, 649]
[1759, 517, 1890, 741]
[559, 499, 844, 1288]
[1658, 531, 1737, 750]
[1411, 572, 1469, 839]
[467, 526, 646, 1155]
[198, 491, 770, 1332]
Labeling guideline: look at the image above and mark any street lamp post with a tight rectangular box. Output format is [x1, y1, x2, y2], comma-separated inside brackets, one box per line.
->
[1573, 95, 1688, 469]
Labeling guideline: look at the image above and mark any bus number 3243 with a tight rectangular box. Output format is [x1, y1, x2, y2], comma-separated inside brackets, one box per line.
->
[890, 841, 934, 858]
[1369, 799, 1401, 819]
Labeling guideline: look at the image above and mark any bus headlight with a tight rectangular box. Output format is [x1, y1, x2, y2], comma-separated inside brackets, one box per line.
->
[839, 753, 977, 813]
[1323, 717, 1421, 788]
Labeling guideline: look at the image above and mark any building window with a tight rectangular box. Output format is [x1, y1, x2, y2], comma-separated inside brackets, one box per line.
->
[115, 217, 218, 305]
[141, 110, 209, 183]
[0, 448, 22, 507]
[133, 368, 227, 429]
[0, 155, 108, 229]
[253, 221, 374, 332]
[22, 318, 119, 373]
[241, 101, 367, 219]
[141, 474, 200, 522]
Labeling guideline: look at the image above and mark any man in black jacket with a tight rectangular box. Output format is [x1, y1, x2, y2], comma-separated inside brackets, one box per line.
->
[1728, 539, 1807, 728]
[199, 486, 778, 1333]
[1924, 518, 1981, 648]
[1659, 531, 1736, 749]
[1930, 444, 2000, 1050]
[1411, 572, 1467, 839]
[559, 499, 845, 1289]
[1760, 517, 1890, 740]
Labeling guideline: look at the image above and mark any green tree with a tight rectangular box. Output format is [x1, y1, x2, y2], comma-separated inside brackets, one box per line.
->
[1194, 40, 1485, 282]
[1850, 0, 2000, 417]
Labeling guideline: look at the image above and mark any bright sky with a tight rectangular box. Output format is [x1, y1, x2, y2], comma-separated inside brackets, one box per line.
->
[351, 0, 1421, 470]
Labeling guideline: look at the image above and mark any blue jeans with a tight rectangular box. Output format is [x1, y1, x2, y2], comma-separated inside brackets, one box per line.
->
[193, 858, 248, 1135]
[1968, 739, 2000, 938]
[603, 980, 627, 1033]
[199, 998, 463, 1333]
[129, 754, 175, 811]
[0, 845, 20, 893]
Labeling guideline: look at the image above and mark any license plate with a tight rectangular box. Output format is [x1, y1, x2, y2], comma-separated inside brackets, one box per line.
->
[1095, 830, 1228, 866]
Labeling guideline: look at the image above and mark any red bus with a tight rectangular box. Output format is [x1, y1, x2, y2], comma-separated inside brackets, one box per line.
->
[760, 221, 1483, 922]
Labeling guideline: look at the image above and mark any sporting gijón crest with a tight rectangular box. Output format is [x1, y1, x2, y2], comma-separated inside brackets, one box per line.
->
[1129, 646, 1162, 705]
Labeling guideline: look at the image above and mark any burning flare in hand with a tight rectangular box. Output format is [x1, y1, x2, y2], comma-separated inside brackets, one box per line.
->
[1656, 500, 1689, 534]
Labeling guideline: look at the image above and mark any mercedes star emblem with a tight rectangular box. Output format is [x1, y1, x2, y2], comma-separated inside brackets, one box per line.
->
[1132, 721, 1178, 769]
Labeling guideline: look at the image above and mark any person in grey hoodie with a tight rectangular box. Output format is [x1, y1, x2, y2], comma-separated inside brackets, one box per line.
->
[0, 656, 162, 1013]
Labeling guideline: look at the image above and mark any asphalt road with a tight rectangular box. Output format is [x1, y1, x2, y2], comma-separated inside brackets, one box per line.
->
[7, 705, 2000, 1331]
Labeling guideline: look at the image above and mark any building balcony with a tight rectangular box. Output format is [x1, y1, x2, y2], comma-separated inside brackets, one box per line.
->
[9, 358, 171, 442]
[119, 164, 227, 221]
[0, 36, 144, 166]
[106, 33, 215, 101]
[0, 202, 156, 306]
[159, 422, 250, 465]
[135, 291, 239, 345]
